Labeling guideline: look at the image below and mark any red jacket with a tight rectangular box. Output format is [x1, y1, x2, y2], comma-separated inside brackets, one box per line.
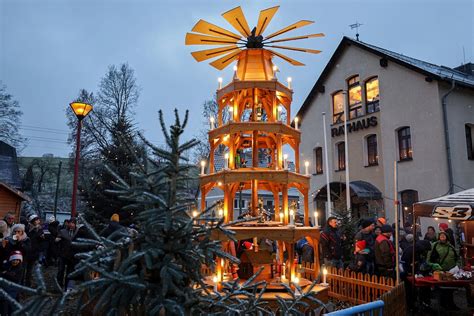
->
[375, 234, 395, 268]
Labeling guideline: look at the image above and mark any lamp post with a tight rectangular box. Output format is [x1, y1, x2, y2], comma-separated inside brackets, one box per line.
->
[69, 102, 93, 218]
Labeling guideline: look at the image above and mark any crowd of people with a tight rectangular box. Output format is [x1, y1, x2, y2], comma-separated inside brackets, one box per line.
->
[316, 216, 465, 311]
[0, 212, 129, 314]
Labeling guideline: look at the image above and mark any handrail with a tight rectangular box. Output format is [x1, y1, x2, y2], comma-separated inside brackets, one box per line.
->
[323, 300, 384, 315]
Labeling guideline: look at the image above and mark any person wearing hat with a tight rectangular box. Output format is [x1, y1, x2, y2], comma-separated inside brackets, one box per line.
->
[1, 251, 24, 314]
[376, 217, 386, 227]
[24, 214, 45, 286]
[427, 231, 460, 310]
[375, 225, 395, 278]
[319, 216, 343, 269]
[438, 222, 455, 246]
[355, 219, 376, 274]
[101, 213, 126, 240]
[3, 224, 30, 257]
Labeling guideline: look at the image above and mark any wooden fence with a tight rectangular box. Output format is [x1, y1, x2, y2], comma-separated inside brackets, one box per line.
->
[201, 262, 406, 315]
[301, 264, 406, 315]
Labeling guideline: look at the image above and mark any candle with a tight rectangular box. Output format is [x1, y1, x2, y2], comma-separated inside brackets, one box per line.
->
[289, 209, 294, 225]
[233, 65, 238, 79]
[277, 105, 282, 121]
[210, 116, 215, 129]
[272, 65, 278, 79]
[293, 276, 299, 285]
[218, 77, 223, 89]
[314, 211, 318, 227]
[213, 275, 218, 292]
[287, 77, 292, 89]
[192, 210, 198, 225]
[294, 117, 299, 129]
[283, 154, 288, 170]
[279, 212, 284, 223]
[304, 160, 309, 175]
[322, 268, 328, 285]
[200, 160, 206, 175]
[224, 153, 229, 169]
[218, 208, 224, 218]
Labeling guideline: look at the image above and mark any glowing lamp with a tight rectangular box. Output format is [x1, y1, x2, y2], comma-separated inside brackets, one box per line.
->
[70, 102, 93, 120]
[304, 160, 309, 175]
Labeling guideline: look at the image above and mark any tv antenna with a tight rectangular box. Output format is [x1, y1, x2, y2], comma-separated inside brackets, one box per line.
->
[349, 22, 363, 41]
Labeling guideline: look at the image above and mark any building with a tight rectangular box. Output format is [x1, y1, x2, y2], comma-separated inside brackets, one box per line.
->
[0, 141, 30, 219]
[297, 37, 474, 225]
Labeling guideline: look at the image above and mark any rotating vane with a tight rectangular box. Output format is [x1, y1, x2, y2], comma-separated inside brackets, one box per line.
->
[185, 6, 324, 70]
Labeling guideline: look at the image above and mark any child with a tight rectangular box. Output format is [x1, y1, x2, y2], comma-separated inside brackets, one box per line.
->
[348, 240, 370, 274]
[1, 251, 24, 315]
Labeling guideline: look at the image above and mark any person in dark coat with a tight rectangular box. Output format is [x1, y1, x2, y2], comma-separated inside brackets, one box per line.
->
[375, 225, 395, 278]
[3, 224, 31, 268]
[0, 251, 24, 315]
[355, 219, 376, 274]
[56, 218, 90, 290]
[319, 216, 343, 269]
[25, 214, 45, 286]
[46, 217, 60, 266]
[423, 226, 437, 243]
[101, 213, 126, 240]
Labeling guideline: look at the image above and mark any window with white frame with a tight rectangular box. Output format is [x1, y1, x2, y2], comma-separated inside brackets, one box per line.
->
[366, 134, 378, 166]
[397, 127, 412, 161]
[332, 91, 344, 124]
[365, 77, 380, 113]
[348, 75, 363, 119]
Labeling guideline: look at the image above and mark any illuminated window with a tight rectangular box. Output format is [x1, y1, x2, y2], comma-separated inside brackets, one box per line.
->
[466, 124, 474, 160]
[337, 142, 345, 171]
[348, 76, 363, 119]
[398, 127, 412, 161]
[366, 134, 378, 166]
[365, 77, 380, 113]
[314, 147, 323, 174]
[332, 91, 344, 124]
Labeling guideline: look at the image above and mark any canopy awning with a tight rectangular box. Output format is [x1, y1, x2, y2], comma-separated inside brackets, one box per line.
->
[349, 181, 382, 200]
[413, 188, 474, 220]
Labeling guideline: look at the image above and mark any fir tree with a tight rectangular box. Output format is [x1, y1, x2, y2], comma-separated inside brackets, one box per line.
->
[0, 109, 326, 315]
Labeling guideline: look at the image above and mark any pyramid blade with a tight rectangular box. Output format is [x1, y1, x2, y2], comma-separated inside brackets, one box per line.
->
[209, 50, 241, 70]
[222, 6, 251, 37]
[191, 45, 240, 62]
[264, 20, 314, 40]
[265, 33, 325, 44]
[185, 33, 239, 45]
[256, 6, 279, 36]
[267, 45, 322, 54]
[267, 49, 305, 66]
[192, 19, 242, 40]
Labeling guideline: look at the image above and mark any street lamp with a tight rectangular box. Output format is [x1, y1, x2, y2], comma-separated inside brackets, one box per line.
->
[69, 102, 93, 217]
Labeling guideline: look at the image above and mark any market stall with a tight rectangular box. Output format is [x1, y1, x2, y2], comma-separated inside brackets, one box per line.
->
[410, 188, 474, 309]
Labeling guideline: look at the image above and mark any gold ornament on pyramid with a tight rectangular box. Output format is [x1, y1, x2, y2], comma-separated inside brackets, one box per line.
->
[185, 6, 324, 70]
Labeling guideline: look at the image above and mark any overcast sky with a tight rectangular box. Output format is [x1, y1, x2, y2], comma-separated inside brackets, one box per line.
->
[1, 0, 472, 157]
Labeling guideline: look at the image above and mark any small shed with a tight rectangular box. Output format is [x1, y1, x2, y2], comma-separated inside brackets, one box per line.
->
[0, 182, 30, 220]
[238, 249, 274, 281]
